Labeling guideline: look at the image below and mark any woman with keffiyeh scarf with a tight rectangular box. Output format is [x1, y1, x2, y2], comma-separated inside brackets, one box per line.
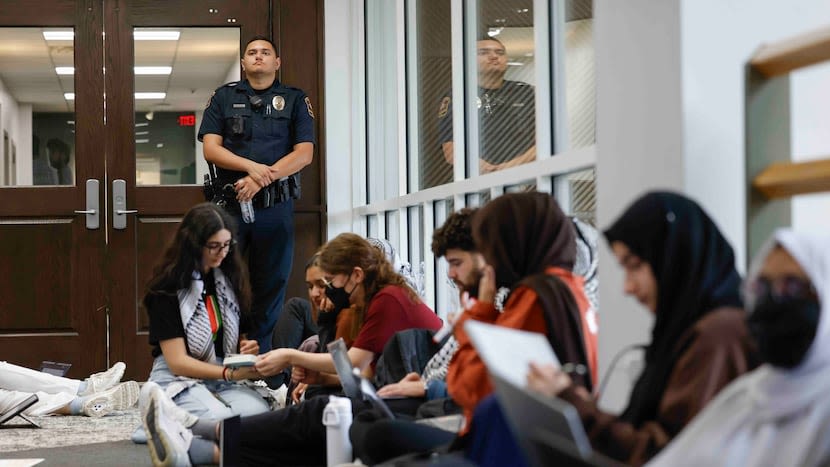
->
[134, 202, 270, 444]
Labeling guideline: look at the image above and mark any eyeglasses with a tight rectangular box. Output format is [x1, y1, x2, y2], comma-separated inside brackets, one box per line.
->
[204, 239, 236, 255]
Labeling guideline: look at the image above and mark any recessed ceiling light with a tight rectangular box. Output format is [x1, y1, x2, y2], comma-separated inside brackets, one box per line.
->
[43, 31, 74, 41]
[134, 66, 172, 75]
[58, 66, 172, 76]
[135, 92, 166, 99]
[134, 30, 180, 41]
[64, 92, 75, 100]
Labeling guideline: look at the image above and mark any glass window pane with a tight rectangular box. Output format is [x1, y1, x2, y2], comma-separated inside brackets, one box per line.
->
[134, 27, 239, 186]
[564, 0, 595, 149]
[0, 28, 76, 186]
[416, 0, 453, 189]
[474, 1, 537, 174]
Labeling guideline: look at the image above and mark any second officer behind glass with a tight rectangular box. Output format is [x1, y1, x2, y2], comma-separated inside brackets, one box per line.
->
[198, 35, 315, 353]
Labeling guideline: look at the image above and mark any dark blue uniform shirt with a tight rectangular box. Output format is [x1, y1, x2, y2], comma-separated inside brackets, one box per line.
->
[198, 78, 315, 183]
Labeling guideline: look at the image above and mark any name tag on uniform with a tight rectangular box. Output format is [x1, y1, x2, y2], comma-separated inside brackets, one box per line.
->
[233, 103, 246, 109]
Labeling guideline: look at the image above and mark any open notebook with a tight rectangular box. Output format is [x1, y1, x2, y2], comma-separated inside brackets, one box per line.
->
[464, 320, 619, 467]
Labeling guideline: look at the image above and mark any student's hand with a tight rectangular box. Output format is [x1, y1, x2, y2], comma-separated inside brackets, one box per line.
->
[317, 296, 335, 313]
[238, 338, 259, 355]
[292, 382, 308, 403]
[291, 366, 320, 384]
[232, 366, 262, 381]
[527, 362, 571, 398]
[477, 265, 496, 304]
[377, 372, 426, 398]
[255, 349, 292, 376]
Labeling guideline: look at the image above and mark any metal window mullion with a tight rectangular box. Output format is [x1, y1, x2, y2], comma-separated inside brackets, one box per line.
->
[464, 0, 480, 179]
[549, 0, 569, 154]
[354, 0, 368, 211]
[434, 200, 450, 319]
[397, 207, 409, 264]
[450, 0, 466, 183]
[422, 200, 436, 310]
[534, 0, 553, 160]
[405, 0, 420, 193]
[395, 0, 408, 198]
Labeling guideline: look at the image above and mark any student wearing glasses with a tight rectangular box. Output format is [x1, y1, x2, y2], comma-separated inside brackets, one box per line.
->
[133, 202, 269, 444]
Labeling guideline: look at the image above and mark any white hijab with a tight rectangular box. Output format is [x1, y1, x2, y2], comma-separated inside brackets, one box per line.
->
[649, 229, 830, 467]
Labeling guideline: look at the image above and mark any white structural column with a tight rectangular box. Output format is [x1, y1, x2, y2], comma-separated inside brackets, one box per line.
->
[595, 0, 830, 412]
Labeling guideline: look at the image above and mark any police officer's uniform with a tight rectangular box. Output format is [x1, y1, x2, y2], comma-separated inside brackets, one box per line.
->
[198, 78, 315, 352]
[437, 80, 535, 165]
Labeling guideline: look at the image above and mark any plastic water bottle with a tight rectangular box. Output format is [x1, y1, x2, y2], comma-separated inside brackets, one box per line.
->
[240, 199, 255, 224]
[322, 395, 353, 467]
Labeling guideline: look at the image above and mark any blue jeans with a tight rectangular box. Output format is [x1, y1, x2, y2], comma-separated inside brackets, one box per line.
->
[132, 356, 271, 444]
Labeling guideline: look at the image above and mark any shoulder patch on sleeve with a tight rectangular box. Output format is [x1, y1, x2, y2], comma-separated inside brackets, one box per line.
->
[304, 96, 315, 119]
[437, 96, 451, 119]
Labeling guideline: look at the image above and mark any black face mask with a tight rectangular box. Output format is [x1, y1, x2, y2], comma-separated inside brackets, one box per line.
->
[325, 275, 354, 312]
[747, 293, 821, 369]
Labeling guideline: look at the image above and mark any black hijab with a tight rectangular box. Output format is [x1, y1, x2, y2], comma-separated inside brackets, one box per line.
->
[472, 193, 591, 389]
[472, 192, 575, 289]
[604, 191, 742, 426]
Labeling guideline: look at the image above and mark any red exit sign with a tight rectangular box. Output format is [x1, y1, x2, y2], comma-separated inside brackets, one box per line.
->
[178, 114, 196, 126]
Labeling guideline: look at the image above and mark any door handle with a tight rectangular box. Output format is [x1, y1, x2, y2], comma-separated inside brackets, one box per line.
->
[112, 179, 138, 230]
[73, 179, 100, 229]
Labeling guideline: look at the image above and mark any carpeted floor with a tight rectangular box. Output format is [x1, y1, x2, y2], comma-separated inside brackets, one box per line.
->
[0, 408, 151, 466]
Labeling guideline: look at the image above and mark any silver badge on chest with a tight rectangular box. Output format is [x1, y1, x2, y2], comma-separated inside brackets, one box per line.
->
[272, 95, 285, 111]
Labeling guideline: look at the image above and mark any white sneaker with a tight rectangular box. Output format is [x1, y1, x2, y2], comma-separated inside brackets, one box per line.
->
[82, 380, 140, 417]
[139, 382, 198, 429]
[141, 382, 194, 467]
[81, 362, 126, 396]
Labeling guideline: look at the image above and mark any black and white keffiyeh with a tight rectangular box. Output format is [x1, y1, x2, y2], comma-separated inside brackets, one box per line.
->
[177, 269, 240, 362]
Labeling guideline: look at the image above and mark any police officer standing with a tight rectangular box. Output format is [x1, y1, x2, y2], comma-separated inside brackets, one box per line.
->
[198, 35, 315, 353]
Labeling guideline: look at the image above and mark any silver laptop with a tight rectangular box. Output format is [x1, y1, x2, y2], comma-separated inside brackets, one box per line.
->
[327, 338, 395, 419]
[465, 321, 619, 467]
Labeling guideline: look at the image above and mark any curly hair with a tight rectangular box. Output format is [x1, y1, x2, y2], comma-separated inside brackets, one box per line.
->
[144, 202, 252, 314]
[431, 207, 478, 257]
[318, 233, 419, 339]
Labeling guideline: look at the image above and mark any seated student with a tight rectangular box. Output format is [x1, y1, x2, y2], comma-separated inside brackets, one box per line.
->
[526, 191, 758, 466]
[137, 203, 269, 436]
[0, 361, 138, 417]
[649, 230, 830, 467]
[140, 232, 442, 467]
[450, 192, 596, 426]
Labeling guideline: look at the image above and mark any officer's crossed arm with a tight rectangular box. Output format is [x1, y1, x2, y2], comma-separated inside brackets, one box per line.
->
[267, 141, 314, 181]
[203, 133, 274, 188]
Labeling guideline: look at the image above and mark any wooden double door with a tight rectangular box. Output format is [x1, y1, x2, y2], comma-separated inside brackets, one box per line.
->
[0, 0, 324, 381]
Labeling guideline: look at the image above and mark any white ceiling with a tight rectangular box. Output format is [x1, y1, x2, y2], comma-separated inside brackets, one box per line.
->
[0, 27, 240, 113]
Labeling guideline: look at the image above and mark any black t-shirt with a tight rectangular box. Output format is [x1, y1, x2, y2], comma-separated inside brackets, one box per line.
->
[437, 80, 536, 165]
[145, 271, 251, 359]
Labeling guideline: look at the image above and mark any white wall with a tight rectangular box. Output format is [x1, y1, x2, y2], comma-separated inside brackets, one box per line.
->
[595, 0, 830, 412]
[791, 61, 830, 230]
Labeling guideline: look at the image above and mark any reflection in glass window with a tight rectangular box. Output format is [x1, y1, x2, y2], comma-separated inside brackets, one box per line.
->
[564, 1, 595, 148]
[134, 27, 239, 186]
[416, 0, 453, 190]
[0, 28, 76, 186]
[470, 1, 537, 174]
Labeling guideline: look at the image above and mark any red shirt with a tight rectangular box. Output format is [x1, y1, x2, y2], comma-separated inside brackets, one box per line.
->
[351, 285, 442, 369]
